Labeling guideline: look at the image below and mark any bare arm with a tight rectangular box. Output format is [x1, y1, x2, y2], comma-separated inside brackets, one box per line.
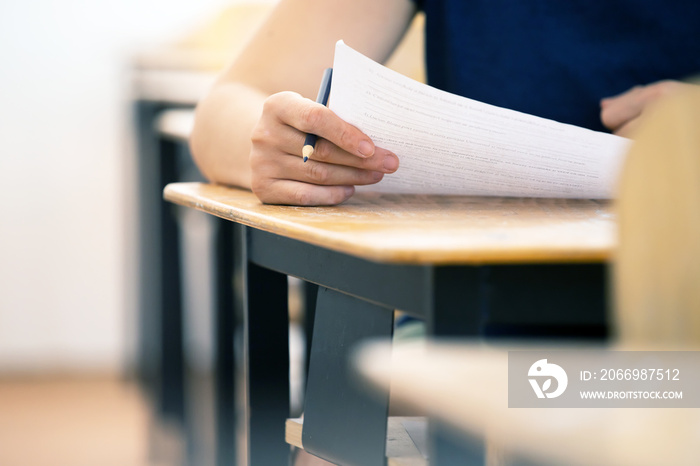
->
[190, 0, 416, 205]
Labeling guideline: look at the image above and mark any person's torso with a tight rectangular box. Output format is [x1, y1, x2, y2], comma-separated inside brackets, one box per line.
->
[419, 0, 700, 131]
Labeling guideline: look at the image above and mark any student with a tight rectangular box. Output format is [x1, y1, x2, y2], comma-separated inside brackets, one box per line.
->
[190, 0, 700, 206]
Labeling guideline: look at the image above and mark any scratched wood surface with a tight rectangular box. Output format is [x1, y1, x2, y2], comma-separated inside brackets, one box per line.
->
[164, 182, 615, 264]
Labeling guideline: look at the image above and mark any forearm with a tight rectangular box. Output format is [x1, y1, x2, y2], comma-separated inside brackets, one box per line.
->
[188, 0, 415, 204]
[190, 80, 267, 189]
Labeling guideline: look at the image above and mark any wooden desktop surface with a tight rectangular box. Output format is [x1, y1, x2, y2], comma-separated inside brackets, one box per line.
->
[131, 69, 216, 105]
[164, 182, 615, 265]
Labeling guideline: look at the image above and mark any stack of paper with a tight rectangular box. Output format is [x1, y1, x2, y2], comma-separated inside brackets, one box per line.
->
[329, 41, 630, 199]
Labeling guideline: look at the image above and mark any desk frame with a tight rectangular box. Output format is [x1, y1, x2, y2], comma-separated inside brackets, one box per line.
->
[240, 226, 607, 465]
[137, 101, 241, 466]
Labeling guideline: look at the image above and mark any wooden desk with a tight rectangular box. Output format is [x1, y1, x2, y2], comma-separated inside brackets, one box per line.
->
[354, 341, 700, 466]
[152, 108, 240, 466]
[131, 69, 216, 105]
[164, 182, 614, 465]
[129, 7, 270, 466]
[156, 108, 196, 142]
[131, 69, 208, 443]
[165, 184, 614, 265]
[132, 83, 207, 465]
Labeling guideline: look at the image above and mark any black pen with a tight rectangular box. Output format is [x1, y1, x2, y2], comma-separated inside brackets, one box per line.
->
[302, 67, 333, 162]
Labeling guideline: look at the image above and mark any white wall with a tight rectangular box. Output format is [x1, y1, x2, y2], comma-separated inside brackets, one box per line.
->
[0, 0, 263, 373]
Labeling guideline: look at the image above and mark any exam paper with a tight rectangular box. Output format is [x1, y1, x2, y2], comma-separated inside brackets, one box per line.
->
[329, 41, 631, 199]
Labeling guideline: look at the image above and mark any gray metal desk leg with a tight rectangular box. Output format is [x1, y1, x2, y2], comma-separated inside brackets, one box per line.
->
[244, 234, 290, 466]
[134, 100, 187, 427]
[303, 287, 394, 466]
[158, 137, 185, 425]
[430, 423, 485, 466]
[215, 219, 237, 466]
[302, 280, 318, 409]
[427, 266, 486, 465]
[134, 100, 165, 400]
[433, 423, 544, 466]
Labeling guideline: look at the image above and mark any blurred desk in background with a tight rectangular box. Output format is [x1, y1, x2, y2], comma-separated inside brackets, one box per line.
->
[156, 108, 196, 141]
[131, 69, 216, 105]
[129, 8, 272, 466]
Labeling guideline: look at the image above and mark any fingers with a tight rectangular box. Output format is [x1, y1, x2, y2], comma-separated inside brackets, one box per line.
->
[265, 123, 399, 172]
[251, 147, 390, 204]
[600, 85, 645, 132]
[253, 180, 356, 206]
[258, 153, 386, 187]
[600, 80, 684, 134]
[308, 138, 400, 173]
[251, 152, 384, 203]
[251, 91, 400, 205]
[312, 139, 400, 172]
[269, 92, 376, 158]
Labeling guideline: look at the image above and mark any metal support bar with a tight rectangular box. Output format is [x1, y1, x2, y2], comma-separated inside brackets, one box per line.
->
[214, 219, 236, 466]
[134, 100, 165, 399]
[430, 422, 485, 466]
[482, 264, 607, 337]
[303, 287, 394, 466]
[247, 229, 431, 317]
[244, 226, 290, 466]
[158, 137, 185, 424]
[301, 280, 318, 409]
[425, 266, 485, 337]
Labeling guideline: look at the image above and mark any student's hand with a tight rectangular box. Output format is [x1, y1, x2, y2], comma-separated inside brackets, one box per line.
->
[600, 80, 697, 137]
[249, 91, 399, 205]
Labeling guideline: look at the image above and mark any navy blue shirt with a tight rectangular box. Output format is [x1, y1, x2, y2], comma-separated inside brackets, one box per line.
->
[414, 0, 700, 131]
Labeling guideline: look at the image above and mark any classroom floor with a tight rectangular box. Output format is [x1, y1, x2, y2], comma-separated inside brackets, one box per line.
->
[0, 320, 311, 466]
[0, 375, 177, 466]
[0, 374, 340, 466]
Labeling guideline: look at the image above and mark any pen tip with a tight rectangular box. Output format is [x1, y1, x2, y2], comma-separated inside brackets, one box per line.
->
[303, 156, 308, 162]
